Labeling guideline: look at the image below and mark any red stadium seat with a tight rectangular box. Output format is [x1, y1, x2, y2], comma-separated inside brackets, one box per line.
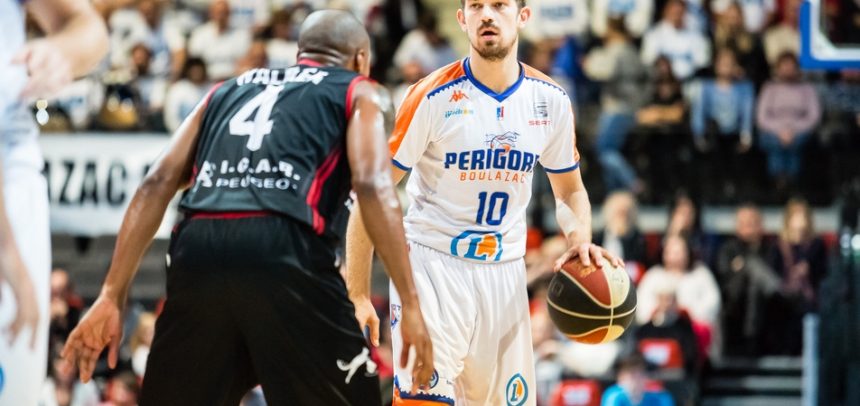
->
[638, 338, 684, 370]
[549, 379, 602, 406]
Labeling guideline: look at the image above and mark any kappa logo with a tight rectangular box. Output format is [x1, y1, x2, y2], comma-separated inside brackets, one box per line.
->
[449, 90, 469, 102]
[337, 347, 378, 384]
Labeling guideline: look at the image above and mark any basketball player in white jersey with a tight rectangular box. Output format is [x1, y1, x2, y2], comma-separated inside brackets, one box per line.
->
[346, 0, 623, 404]
[0, 1, 106, 403]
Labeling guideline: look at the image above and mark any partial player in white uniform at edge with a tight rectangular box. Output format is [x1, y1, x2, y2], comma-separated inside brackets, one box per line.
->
[0, 1, 106, 404]
[346, 0, 623, 405]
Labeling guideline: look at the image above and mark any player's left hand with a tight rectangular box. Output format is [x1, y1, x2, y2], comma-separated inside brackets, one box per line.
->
[4, 275, 40, 350]
[553, 242, 624, 272]
[11, 39, 74, 101]
[351, 296, 380, 347]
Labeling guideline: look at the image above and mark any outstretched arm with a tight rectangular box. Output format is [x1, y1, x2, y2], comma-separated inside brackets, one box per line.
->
[346, 80, 433, 387]
[17, 0, 108, 99]
[63, 91, 207, 382]
[548, 169, 624, 270]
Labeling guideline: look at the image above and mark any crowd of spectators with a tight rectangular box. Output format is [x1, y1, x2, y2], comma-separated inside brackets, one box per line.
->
[30, 0, 860, 205]
[33, 0, 857, 405]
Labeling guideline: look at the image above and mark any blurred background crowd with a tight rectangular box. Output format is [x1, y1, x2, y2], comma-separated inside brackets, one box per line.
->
[31, 0, 860, 405]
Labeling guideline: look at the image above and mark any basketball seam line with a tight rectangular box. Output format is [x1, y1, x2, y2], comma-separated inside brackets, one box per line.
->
[546, 297, 636, 320]
[557, 269, 615, 309]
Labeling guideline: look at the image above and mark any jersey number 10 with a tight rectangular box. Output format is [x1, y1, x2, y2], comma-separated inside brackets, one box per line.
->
[229, 85, 284, 151]
[475, 192, 509, 226]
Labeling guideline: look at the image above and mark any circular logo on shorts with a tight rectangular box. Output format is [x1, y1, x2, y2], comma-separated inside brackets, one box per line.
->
[429, 369, 439, 389]
[505, 373, 528, 406]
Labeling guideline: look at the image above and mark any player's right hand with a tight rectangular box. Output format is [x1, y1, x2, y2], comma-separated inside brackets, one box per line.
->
[4, 276, 40, 350]
[62, 295, 123, 383]
[352, 296, 380, 347]
[399, 304, 434, 393]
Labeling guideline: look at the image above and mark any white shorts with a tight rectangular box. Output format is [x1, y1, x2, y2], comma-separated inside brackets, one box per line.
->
[390, 243, 536, 406]
[0, 165, 50, 405]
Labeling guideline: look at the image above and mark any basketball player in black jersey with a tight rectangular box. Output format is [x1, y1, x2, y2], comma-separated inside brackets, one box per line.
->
[63, 10, 434, 405]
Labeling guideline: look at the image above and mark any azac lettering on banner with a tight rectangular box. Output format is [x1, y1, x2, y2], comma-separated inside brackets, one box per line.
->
[39, 134, 178, 238]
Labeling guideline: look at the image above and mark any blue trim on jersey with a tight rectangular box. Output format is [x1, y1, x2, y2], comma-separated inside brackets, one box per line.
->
[524, 76, 567, 96]
[463, 58, 525, 103]
[544, 162, 580, 173]
[426, 75, 469, 99]
[393, 376, 456, 405]
[392, 159, 411, 171]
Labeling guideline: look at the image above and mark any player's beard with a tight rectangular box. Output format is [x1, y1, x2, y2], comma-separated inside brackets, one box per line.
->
[472, 29, 515, 62]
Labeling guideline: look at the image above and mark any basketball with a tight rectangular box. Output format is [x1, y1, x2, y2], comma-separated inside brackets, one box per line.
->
[547, 257, 637, 344]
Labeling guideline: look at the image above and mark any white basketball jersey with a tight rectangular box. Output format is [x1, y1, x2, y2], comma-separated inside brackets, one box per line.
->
[1, 0, 42, 172]
[390, 58, 579, 263]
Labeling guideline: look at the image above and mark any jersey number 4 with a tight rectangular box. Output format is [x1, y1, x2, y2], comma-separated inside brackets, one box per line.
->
[229, 85, 284, 151]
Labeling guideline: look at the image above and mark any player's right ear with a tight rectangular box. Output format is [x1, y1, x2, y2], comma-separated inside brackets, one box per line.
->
[456, 9, 468, 32]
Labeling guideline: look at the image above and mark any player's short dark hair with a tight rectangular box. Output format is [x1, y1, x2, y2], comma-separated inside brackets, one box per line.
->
[461, 0, 527, 8]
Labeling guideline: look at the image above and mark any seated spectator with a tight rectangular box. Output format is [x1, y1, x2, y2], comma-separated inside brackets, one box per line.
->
[765, 198, 828, 355]
[226, 0, 271, 33]
[818, 69, 860, 189]
[637, 235, 721, 359]
[691, 48, 755, 201]
[234, 38, 269, 74]
[49, 268, 84, 347]
[163, 57, 210, 133]
[640, 0, 710, 81]
[594, 191, 647, 269]
[601, 353, 676, 406]
[128, 43, 168, 131]
[763, 0, 801, 67]
[665, 193, 708, 261]
[130, 312, 156, 377]
[264, 9, 299, 69]
[635, 282, 699, 376]
[716, 204, 781, 356]
[187, 0, 252, 81]
[40, 350, 100, 406]
[591, 0, 653, 39]
[102, 371, 140, 406]
[711, 1, 769, 87]
[756, 52, 821, 190]
[392, 13, 457, 77]
[108, 0, 184, 77]
[632, 58, 689, 203]
[523, 0, 591, 43]
[711, 0, 776, 33]
[584, 19, 647, 193]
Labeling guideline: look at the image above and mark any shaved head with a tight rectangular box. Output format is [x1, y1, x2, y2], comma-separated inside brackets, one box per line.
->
[297, 10, 370, 66]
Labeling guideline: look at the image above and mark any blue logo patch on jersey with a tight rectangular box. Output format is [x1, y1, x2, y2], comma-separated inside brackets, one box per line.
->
[450, 231, 503, 261]
[506, 373, 528, 406]
[0, 362, 5, 394]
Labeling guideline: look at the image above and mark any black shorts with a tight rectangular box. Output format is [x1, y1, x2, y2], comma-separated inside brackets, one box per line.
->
[140, 214, 381, 406]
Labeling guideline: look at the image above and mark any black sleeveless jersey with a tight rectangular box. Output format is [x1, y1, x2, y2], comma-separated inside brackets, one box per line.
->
[180, 62, 366, 239]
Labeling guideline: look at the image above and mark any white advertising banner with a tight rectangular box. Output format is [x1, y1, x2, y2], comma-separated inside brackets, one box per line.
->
[39, 134, 178, 238]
